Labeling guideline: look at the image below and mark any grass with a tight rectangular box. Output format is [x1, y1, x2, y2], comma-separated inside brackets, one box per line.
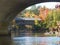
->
[31, 33, 56, 37]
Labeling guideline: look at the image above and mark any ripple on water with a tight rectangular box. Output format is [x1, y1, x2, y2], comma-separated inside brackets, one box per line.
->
[13, 37, 60, 45]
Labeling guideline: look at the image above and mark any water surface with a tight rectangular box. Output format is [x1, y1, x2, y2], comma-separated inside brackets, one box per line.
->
[13, 37, 60, 45]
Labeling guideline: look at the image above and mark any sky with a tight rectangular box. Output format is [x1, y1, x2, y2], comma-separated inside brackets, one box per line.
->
[26, 2, 60, 9]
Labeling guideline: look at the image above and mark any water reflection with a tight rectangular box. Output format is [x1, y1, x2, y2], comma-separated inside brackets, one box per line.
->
[13, 37, 60, 45]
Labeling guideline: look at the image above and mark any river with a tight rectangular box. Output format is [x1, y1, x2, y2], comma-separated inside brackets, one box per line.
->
[13, 37, 60, 45]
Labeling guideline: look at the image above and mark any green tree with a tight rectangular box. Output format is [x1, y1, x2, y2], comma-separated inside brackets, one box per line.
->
[30, 5, 39, 15]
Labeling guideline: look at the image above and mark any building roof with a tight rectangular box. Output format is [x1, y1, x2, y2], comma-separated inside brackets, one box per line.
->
[15, 17, 41, 21]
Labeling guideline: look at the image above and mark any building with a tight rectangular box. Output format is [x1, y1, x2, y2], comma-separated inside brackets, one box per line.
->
[15, 17, 41, 25]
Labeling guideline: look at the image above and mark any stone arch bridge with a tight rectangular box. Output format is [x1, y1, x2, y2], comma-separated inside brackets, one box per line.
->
[0, 0, 60, 45]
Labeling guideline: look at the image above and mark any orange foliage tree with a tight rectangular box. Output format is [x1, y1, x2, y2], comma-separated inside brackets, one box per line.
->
[38, 7, 49, 21]
[25, 12, 30, 17]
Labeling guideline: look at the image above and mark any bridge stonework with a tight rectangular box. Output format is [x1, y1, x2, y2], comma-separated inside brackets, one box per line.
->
[0, 0, 60, 45]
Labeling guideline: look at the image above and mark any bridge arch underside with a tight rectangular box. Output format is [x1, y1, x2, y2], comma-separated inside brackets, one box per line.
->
[0, 0, 60, 35]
